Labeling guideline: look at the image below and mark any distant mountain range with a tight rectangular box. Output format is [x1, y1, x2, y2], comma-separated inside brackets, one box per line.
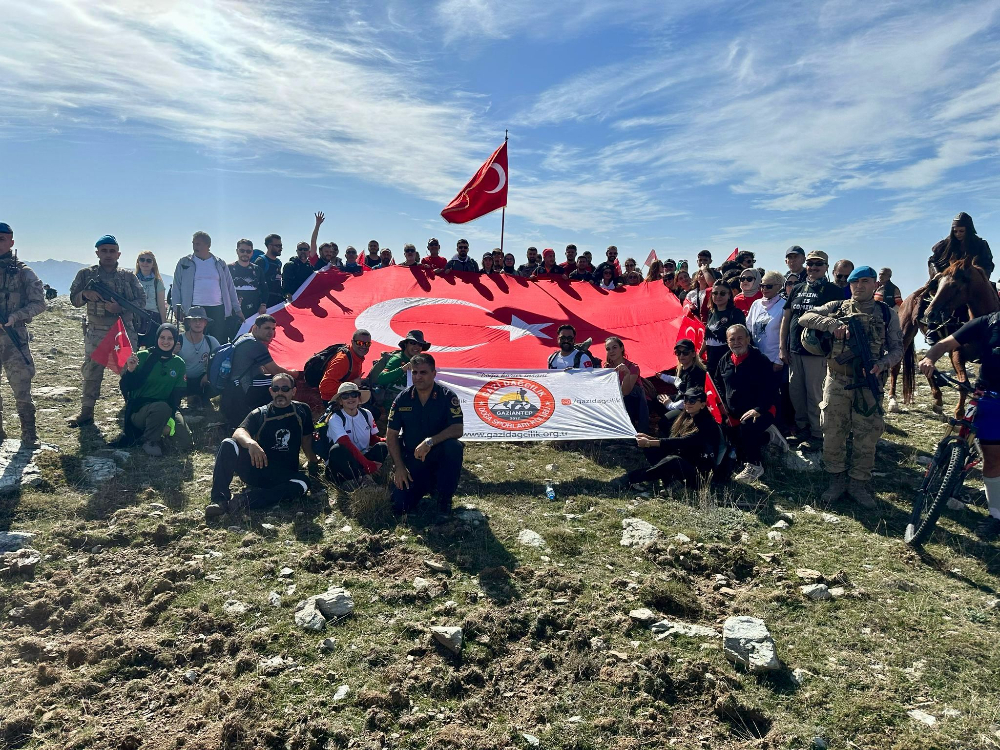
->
[21, 259, 172, 296]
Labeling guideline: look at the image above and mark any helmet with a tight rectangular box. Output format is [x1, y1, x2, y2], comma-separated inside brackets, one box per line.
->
[800, 327, 832, 357]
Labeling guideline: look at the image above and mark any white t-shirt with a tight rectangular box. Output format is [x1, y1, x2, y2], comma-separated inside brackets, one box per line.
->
[548, 350, 594, 369]
[746, 294, 786, 365]
[326, 408, 378, 452]
[180, 334, 219, 379]
[192, 255, 223, 307]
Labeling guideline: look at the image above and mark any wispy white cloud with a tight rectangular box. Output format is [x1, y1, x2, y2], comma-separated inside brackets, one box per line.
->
[517, 0, 1000, 215]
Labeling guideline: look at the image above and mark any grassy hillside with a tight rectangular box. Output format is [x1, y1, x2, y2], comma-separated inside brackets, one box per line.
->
[1, 299, 997, 750]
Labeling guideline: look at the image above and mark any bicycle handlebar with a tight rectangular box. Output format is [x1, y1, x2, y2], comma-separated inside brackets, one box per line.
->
[932, 370, 974, 394]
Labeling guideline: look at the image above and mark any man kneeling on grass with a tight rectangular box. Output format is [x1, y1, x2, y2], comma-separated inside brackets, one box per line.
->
[324, 382, 387, 490]
[386, 353, 464, 517]
[205, 373, 319, 519]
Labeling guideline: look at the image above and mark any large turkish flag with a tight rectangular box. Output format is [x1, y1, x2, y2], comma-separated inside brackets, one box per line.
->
[264, 267, 703, 375]
[440, 141, 508, 224]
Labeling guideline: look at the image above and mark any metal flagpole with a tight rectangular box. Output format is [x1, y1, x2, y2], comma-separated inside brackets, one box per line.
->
[500, 130, 508, 253]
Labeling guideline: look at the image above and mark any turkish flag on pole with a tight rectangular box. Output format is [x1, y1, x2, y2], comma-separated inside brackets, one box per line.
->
[441, 141, 508, 224]
[643, 249, 658, 268]
[704, 372, 724, 424]
[726, 247, 739, 263]
[258, 267, 701, 376]
[89, 317, 133, 374]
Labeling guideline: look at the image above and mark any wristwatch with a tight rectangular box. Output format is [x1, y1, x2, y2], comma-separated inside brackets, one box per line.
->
[423, 437, 434, 448]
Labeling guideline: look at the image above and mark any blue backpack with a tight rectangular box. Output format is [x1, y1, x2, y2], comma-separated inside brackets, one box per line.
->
[207, 334, 251, 390]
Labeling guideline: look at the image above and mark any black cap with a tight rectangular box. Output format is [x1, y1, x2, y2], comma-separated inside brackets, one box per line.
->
[785, 245, 805, 257]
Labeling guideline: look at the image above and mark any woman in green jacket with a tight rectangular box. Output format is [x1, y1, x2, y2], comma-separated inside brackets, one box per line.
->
[120, 323, 189, 456]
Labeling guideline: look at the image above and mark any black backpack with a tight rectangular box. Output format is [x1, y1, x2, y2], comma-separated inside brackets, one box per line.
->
[312, 403, 372, 457]
[547, 348, 597, 369]
[303, 343, 352, 388]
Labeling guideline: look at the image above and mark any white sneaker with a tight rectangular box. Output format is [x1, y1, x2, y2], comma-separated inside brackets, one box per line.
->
[734, 463, 764, 483]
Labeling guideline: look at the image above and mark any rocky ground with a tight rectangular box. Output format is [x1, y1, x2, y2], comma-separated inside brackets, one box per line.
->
[1, 299, 998, 750]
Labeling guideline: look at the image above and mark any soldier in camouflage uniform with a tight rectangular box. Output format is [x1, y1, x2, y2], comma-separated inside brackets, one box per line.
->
[0, 222, 46, 446]
[799, 266, 903, 508]
[67, 235, 145, 427]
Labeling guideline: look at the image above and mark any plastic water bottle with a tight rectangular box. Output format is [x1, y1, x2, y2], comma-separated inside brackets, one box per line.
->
[545, 483, 556, 501]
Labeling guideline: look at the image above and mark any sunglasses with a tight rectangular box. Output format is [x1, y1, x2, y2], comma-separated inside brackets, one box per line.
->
[353, 340, 372, 347]
[674, 348, 694, 355]
[138, 258, 154, 263]
[683, 396, 703, 404]
[805, 261, 825, 267]
[761, 283, 778, 290]
[269, 385, 293, 393]
[835, 274, 849, 280]
[740, 276, 755, 282]
[405, 250, 416, 255]
[340, 393, 360, 400]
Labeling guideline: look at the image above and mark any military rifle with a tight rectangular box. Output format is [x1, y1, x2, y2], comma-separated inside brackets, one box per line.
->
[834, 316, 885, 416]
[84, 278, 157, 329]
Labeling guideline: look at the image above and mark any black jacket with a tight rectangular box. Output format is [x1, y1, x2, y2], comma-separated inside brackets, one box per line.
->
[714, 346, 776, 418]
[281, 258, 314, 298]
[656, 408, 722, 473]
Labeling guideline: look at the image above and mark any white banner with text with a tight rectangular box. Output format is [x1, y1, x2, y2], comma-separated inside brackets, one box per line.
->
[430, 368, 637, 442]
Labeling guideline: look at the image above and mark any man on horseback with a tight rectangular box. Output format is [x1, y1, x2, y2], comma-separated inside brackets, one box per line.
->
[928, 212, 993, 280]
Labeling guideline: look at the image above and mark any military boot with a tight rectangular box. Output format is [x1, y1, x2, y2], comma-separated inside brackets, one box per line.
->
[67, 408, 94, 428]
[820, 472, 848, 504]
[19, 413, 39, 448]
[848, 478, 877, 509]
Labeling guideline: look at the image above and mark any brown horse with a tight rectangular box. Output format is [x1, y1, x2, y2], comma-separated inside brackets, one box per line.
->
[891, 259, 999, 415]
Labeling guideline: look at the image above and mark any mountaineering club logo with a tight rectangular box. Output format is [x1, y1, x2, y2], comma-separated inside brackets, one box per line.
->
[473, 378, 555, 431]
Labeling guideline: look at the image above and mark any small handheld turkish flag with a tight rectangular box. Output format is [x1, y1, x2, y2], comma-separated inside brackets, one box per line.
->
[704, 373, 724, 425]
[725, 247, 739, 263]
[441, 141, 508, 224]
[90, 317, 133, 374]
[643, 249, 658, 268]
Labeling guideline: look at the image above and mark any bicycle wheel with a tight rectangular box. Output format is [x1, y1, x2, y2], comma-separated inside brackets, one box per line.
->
[904, 440, 968, 546]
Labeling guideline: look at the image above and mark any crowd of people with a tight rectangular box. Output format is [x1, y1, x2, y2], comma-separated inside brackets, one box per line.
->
[0, 212, 996, 539]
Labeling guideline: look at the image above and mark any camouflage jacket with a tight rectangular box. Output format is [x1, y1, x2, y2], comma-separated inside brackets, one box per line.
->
[0, 254, 45, 327]
[69, 265, 146, 327]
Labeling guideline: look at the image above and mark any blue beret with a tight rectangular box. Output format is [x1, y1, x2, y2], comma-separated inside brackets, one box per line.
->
[0, 223, 12, 234]
[95, 235, 118, 248]
[848, 265, 877, 282]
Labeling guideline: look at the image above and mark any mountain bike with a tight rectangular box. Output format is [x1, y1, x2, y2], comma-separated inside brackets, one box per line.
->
[904, 371, 983, 547]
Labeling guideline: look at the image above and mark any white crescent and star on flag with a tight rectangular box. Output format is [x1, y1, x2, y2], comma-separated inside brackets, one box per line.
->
[484, 163, 506, 194]
[353, 297, 551, 352]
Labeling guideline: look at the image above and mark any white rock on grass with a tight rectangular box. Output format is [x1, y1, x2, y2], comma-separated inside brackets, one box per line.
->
[294, 599, 327, 631]
[0, 531, 34, 553]
[34, 386, 78, 401]
[314, 587, 354, 619]
[907, 709, 937, 726]
[517, 529, 546, 548]
[629, 608, 658, 626]
[81, 456, 121, 485]
[800, 584, 832, 601]
[651, 620, 720, 639]
[771, 520, 790, 530]
[223, 599, 251, 616]
[267, 592, 282, 608]
[333, 685, 350, 701]
[0, 548, 42, 576]
[723, 616, 780, 673]
[620, 518, 660, 547]
[431, 626, 463, 654]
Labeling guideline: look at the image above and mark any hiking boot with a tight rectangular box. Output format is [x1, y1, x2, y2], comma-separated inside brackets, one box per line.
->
[67, 411, 94, 428]
[799, 435, 823, 452]
[820, 472, 848, 503]
[20, 432, 40, 449]
[609, 474, 633, 492]
[204, 502, 228, 519]
[734, 463, 764, 483]
[975, 515, 1000, 542]
[142, 441, 163, 457]
[847, 478, 877, 509]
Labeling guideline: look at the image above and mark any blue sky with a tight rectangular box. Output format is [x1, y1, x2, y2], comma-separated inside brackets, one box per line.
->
[2, 0, 999, 299]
